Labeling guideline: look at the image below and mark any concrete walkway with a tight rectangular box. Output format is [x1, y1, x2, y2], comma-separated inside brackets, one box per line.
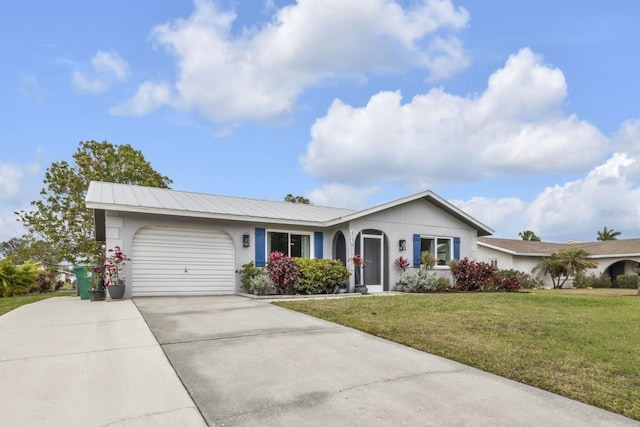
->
[0, 296, 206, 427]
[135, 296, 639, 427]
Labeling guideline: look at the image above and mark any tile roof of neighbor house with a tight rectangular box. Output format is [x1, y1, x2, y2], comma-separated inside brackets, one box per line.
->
[85, 181, 494, 235]
[478, 237, 640, 257]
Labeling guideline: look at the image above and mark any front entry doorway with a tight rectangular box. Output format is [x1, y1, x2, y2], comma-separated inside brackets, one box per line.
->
[361, 233, 384, 293]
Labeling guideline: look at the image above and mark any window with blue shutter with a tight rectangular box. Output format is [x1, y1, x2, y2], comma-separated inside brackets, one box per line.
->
[413, 234, 421, 268]
[255, 228, 266, 267]
[453, 237, 461, 261]
[314, 232, 323, 258]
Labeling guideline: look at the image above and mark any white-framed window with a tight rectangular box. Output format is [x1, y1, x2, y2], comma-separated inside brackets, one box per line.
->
[420, 237, 452, 266]
[267, 231, 312, 258]
[490, 259, 498, 267]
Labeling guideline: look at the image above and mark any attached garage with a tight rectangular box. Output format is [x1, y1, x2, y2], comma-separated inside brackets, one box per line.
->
[132, 226, 235, 296]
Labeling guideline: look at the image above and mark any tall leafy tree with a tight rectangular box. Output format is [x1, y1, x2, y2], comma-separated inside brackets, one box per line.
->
[284, 194, 311, 204]
[518, 230, 541, 241]
[533, 248, 596, 289]
[0, 236, 55, 267]
[0, 237, 29, 264]
[17, 141, 172, 266]
[596, 226, 621, 241]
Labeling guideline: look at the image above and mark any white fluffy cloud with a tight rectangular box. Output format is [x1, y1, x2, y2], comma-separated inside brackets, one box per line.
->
[0, 163, 24, 200]
[0, 151, 42, 241]
[113, 0, 470, 121]
[308, 183, 380, 209]
[301, 48, 608, 188]
[448, 153, 640, 242]
[449, 196, 526, 234]
[73, 51, 129, 94]
[524, 153, 640, 240]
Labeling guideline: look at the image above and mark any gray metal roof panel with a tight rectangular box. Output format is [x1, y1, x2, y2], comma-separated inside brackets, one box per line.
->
[86, 182, 354, 224]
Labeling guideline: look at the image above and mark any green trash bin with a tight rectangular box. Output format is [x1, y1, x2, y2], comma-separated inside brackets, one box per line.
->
[73, 265, 92, 300]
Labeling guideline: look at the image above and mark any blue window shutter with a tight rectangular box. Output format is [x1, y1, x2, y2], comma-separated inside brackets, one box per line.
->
[453, 237, 461, 261]
[255, 228, 266, 267]
[314, 232, 323, 258]
[413, 234, 421, 268]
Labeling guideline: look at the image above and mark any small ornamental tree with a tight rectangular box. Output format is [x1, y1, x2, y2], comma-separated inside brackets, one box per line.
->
[103, 246, 130, 286]
[266, 252, 300, 295]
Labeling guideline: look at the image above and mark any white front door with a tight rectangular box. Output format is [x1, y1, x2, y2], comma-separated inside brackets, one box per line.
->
[362, 234, 383, 292]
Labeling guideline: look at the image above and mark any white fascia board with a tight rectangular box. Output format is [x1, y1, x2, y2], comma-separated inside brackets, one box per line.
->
[477, 241, 552, 257]
[587, 253, 640, 259]
[85, 202, 327, 228]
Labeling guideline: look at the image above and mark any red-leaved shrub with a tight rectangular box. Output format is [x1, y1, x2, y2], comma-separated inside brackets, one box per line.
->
[266, 251, 300, 295]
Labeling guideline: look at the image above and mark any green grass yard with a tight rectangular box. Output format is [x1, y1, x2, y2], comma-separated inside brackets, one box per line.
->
[0, 291, 75, 316]
[275, 289, 640, 420]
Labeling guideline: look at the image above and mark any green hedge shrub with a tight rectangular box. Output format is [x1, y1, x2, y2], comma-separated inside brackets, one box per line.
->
[574, 272, 611, 288]
[0, 258, 40, 297]
[236, 261, 263, 292]
[248, 272, 275, 295]
[401, 269, 438, 292]
[294, 258, 350, 295]
[616, 274, 638, 289]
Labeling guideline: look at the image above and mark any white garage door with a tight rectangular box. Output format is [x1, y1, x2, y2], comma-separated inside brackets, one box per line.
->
[132, 226, 235, 296]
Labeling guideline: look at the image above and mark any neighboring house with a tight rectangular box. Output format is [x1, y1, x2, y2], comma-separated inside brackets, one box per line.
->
[478, 237, 640, 287]
[85, 182, 493, 298]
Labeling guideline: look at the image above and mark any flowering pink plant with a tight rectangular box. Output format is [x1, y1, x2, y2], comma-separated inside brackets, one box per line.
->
[394, 256, 410, 272]
[103, 246, 131, 286]
[266, 251, 300, 295]
[349, 254, 367, 268]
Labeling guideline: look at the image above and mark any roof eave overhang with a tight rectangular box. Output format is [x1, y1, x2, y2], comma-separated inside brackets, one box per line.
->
[85, 202, 328, 228]
[588, 253, 640, 259]
[477, 241, 552, 257]
[325, 192, 494, 236]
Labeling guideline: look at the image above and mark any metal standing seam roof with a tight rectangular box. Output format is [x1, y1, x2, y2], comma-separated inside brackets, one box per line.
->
[85, 181, 495, 234]
[478, 237, 640, 257]
[85, 181, 355, 225]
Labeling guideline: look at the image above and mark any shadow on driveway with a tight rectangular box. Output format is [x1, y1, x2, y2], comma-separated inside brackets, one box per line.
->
[135, 295, 639, 427]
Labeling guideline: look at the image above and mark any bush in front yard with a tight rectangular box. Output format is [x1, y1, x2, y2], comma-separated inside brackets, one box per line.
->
[401, 269, 438, 292]
[495, 269, 526, 292]
[236, 261, 263, 292]
[0, 258, 40, 297]
[450, 258, 498, 291]
[248, 272, 275, 295]
[616, 274, 638, 289]
[266, 252, 300, 295]
[576, 272, 612, 288]
[295, 258, 350, 295]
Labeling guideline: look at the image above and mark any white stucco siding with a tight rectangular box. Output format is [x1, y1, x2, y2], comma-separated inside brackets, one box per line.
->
[348, 199, 480, 288]
[477, 246, 514, 270]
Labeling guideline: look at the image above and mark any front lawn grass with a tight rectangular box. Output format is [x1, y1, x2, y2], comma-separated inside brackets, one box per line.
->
[0, 291, 75, 316]
[275, 289, 640, 420]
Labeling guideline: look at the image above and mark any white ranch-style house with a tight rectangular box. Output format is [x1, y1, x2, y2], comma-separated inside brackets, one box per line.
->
[85, 181, 493, 298]
[477, 237, 640, 288]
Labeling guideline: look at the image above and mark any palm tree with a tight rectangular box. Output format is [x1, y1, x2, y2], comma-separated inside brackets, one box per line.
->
[518, 230, 541, 241]
[533, 248, 596, 289]
[533, 254, 566, 289]
[596, 226, 621, 241]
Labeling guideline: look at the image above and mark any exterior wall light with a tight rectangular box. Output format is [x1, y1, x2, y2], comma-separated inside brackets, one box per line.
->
[243, 233, 250, 248]
[399, 239, 406, 251]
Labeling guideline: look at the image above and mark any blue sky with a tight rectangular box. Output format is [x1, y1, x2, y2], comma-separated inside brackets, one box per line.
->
[2, 0, 640, 243]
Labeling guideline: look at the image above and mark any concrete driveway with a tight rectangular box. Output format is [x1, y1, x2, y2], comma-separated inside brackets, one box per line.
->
[135, 296, 638, 427]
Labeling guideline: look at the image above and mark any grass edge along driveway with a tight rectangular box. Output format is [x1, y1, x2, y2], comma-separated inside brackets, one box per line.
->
[274, 289, 640, 421]
[0, 292, 75, 316]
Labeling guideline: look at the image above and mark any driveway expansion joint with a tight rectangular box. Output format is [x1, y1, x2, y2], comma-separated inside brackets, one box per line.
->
[0, 344, 159, 363]
[337, 368, 467, 394]
[160, 325, 341, 346]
